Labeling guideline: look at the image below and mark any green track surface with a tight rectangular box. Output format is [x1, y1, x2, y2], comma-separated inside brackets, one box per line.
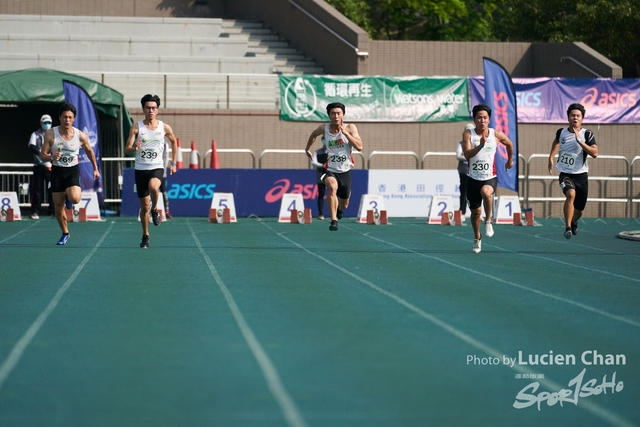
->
[1, 216, 639, 427]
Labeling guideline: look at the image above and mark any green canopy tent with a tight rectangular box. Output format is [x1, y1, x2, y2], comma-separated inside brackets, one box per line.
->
[0, 68, 134, 213]
[0, 67, 134, 163]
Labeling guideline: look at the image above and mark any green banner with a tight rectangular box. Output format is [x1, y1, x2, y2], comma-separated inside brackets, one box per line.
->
[279, 75, 469, 122]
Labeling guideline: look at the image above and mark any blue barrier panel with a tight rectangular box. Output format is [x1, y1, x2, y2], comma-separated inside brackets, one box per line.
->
[122, 168, 368, 217]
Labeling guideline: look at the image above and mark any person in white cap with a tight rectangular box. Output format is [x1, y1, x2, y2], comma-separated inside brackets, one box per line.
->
[27, 114, 54, 219]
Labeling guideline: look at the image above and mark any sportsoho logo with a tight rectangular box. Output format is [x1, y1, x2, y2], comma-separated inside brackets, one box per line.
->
[283, 77, 318, 118]
[389, 85, 465, 112]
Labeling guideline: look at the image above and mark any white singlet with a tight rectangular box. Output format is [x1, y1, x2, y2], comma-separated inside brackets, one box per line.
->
[323, 124, 354, 173]
[135, 120, 166, 170]
[555, 127, 596, 174]
[51, 126, 81, 168]
[466, 128, 498, 181]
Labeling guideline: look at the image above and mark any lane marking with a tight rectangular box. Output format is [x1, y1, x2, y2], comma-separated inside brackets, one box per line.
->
[0, 221, 40, 245]
[390, 226, 640, 328]
[188, 221, 309, 427]
[266, 223, 636, 427]
[427, 226, 640, 284]
[0, 222, 115, 390]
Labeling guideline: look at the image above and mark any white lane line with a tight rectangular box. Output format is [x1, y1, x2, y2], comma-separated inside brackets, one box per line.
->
[267, 224, 636, 427]
[0, 221, 115, 390]
[0, 221, 40, 245]
[402, 225, 640, 327]
[188, 221, 309, 427]
[422, 224, 640, 283]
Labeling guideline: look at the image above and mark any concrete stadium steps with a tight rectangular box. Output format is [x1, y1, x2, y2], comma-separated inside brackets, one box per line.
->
[221, 19, 324, 74]
[0, 34, 250, 57]
[0, 53, 274, 74]
[0, 14, 322, 108]
[77, 72, 280, 110]
[0, 15, 225, 38]
[0, 14, 323, 75]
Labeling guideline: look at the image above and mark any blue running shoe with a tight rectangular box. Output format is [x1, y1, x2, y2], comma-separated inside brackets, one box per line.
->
[65, 197, 73, 210]
[57, 234, 70, 245]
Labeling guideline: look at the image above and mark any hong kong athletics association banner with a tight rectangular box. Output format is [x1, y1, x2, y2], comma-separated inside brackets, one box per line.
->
[279, 75, 469, 122]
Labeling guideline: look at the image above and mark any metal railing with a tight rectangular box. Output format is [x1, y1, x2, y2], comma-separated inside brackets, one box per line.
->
[368, 151, 419, 169]
[258, 149, 365, 169]
[525, 153, 631, 216]
[203, 148, 256, 169]
[2, 153, 638, 216]
[288, 0, 368, 58]
[0, 164, 34, 208]
[631, 156, 640, 215]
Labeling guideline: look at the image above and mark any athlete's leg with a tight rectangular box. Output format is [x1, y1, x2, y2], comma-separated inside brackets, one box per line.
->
[480, 184, 494, 222]
[52, 191, 68, 233]
[317, 183, 325, 216]
[66, 185, 82, 204]
[325, 176, 339, 221]
[564, 188, 576, 229]
[338, 196, 349, 211]
[470, 206, 482, 240]
[139, 195, 150, 236]
[149, 177, 161, 210]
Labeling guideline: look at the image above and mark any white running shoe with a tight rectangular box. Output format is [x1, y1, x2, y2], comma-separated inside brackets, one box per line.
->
[485, 221, 494, 237]
[472, 238, 482, 253]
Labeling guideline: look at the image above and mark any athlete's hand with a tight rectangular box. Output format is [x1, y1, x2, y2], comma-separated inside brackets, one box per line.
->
[505, 159, 514, 170]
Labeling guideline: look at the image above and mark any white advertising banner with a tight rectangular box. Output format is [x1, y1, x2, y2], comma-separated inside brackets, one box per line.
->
[367, 170, 460, 217]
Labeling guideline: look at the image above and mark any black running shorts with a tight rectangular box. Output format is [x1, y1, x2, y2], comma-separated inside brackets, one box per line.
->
[466, 176, 497, 209]
[135, 168, 164, 198]
[559, 172, 589, 211]
[51, 165, 80, 193]
[320, 170, 352, 200]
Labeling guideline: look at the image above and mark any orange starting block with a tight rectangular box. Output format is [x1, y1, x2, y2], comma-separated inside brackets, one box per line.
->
[441, 210, 463, 226]
[366, 209, 387, 225]
[1, 208, 15, 222]
[209, 208, 231, 223]
[514, 209, 535, 226]
[290, 208, 312, 224]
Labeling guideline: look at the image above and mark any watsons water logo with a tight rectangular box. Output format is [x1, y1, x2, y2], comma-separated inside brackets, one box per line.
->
[284, 77, 317, 118]
[167, 183, 216, 200]
[389, 85, 465, 108]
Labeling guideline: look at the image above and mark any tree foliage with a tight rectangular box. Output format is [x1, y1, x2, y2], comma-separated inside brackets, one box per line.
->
[326, 0, 639, 77]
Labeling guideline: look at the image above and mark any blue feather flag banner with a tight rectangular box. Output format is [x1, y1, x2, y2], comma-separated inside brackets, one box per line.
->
[483, 58, 518, 192]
